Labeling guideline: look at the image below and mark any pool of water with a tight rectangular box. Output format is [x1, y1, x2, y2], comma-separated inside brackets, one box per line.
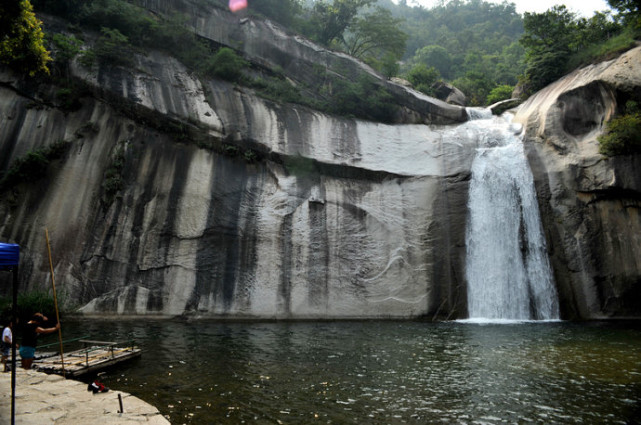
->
[52, 320, 641, 424]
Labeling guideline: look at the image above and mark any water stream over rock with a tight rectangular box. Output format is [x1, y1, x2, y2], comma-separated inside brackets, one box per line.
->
[464, 110, 559, 320]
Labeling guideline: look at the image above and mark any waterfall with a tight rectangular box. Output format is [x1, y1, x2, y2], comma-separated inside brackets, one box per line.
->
[464, 109, 559, 321]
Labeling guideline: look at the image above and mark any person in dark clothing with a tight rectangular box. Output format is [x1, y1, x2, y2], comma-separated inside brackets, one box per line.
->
[19, 313, 59, 369]
[1, 319, 16, 372]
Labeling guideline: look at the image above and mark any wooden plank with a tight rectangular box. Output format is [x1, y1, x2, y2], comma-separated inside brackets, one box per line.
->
[79, 340, 122, 346]
[33, 345, 142, 378]
[66, 350, 142, 378]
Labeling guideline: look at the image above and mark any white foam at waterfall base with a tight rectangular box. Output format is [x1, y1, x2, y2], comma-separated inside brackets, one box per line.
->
[465, 107, 494, 121]
[456, 318, 562, 325]
[464, 110, 559, 321]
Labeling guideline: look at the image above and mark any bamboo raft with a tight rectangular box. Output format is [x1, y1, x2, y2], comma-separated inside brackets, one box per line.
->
[34, 339, 142, 378]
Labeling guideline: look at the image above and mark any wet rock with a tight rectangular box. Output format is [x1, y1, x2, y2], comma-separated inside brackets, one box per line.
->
[489, 98, 522, 116]
[431, 81, 467, 106]
[0, 369, 169, 424]
[515, 46, 641, 319]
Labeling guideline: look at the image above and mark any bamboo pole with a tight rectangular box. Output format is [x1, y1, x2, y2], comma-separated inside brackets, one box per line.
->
[45, 228, 65, 377]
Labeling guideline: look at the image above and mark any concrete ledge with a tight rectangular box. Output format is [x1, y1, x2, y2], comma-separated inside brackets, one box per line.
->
[0, 368, 170, 424]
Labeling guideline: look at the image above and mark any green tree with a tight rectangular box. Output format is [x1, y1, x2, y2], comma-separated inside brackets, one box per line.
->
[405, 63, 440, 96]
[608, 0, 641, 29]
[206, 47, 248, 82]
[452, 70, 494, 105]
[413, 45, 452, 78]
[398, 0, 524, 98]
[252, 0, 304, 29]
[0, 0, 51, 76]
[308, 0, 375, 46]
[30, 0, 84, 18]
[0, 140, 70, 190]
[94, 27, 134, 66]
[79, 0, 158, 46]
[577, 11, 621, 44]
[375, 52, 401, 78]
[519, 6, 578, 93]
[495, 41, 525, 85]
[51, 34, 82, 63]
[50, 33, 82, 78]
[486, 84, 514, 104]
[326, 74, 396, 122]
[342, 6, 408, 67]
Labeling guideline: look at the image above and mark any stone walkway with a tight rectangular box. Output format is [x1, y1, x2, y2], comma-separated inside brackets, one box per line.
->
[0, 368, 170, 424]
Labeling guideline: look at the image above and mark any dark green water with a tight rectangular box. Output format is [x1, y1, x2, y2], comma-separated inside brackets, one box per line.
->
[52, 320, 641, 424]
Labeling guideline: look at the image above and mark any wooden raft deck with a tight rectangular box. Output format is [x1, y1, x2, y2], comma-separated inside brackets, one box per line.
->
[34, 340, 142, 378]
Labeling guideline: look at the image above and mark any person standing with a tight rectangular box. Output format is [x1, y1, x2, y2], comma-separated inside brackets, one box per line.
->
[1, 320, 15, 372]
[19, 313, 59, 370]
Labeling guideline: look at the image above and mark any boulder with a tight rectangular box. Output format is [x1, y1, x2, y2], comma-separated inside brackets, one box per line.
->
[431, 81, 467, 106]
[514, 46, 641, 319]
[489, 98, 522, 115]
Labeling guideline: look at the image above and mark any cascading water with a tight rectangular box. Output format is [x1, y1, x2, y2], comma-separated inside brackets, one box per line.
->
[464, 108, 559, 321]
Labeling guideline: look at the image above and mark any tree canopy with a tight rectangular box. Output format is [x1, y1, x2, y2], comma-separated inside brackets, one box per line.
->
[10, 0, 639, 111]
[520, 5, 577, 93]
[0, 0, 51, 76]
[608, 0, 641, 28]
[390, 0, 525, 105]
[343, 6, 408, 64]
[307, 0, 376, 46]
[519, 1, 638, 95]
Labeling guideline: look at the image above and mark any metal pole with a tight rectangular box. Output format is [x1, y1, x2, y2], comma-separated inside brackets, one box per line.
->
[11, 265, 17, 425]
[45, 229, 65, 377]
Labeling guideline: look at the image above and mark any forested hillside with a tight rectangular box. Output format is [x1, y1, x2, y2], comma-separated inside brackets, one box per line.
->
[1, 0, 640, 109]
[382, 0, 525, 104]
[381, 0, 639, 105]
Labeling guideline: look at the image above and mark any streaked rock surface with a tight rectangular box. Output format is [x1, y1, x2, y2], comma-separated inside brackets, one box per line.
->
[0, 44, 474, 319]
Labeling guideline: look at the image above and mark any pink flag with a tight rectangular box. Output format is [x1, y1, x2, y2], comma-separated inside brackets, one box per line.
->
[229, 0, 248, 12]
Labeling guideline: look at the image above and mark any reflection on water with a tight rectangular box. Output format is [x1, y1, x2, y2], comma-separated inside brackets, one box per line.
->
[56, 320, 641, 424]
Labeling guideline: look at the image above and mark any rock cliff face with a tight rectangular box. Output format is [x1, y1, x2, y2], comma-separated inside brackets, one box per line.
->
[0, 3, 474, 319]
[0, 1, 639, 319]
[0, 51, 475, 318]
[137, 0, 466, 126]
[515, 46, 641, 319]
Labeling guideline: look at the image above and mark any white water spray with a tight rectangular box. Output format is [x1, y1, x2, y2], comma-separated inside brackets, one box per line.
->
[464, 109, 559, 320]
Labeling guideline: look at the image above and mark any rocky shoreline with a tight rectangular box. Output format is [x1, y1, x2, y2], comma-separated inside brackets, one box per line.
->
[0, 368, 170, 424]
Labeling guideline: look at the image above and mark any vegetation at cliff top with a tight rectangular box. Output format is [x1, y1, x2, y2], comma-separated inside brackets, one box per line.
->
[7, 0, 641, 110]
[0, 0, 51, 76]
[28, 0, 407, 121]
[520, 4, 639, 95]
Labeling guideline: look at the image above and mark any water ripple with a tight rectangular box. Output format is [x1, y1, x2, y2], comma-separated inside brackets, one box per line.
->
[55, 320, 641, 424]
